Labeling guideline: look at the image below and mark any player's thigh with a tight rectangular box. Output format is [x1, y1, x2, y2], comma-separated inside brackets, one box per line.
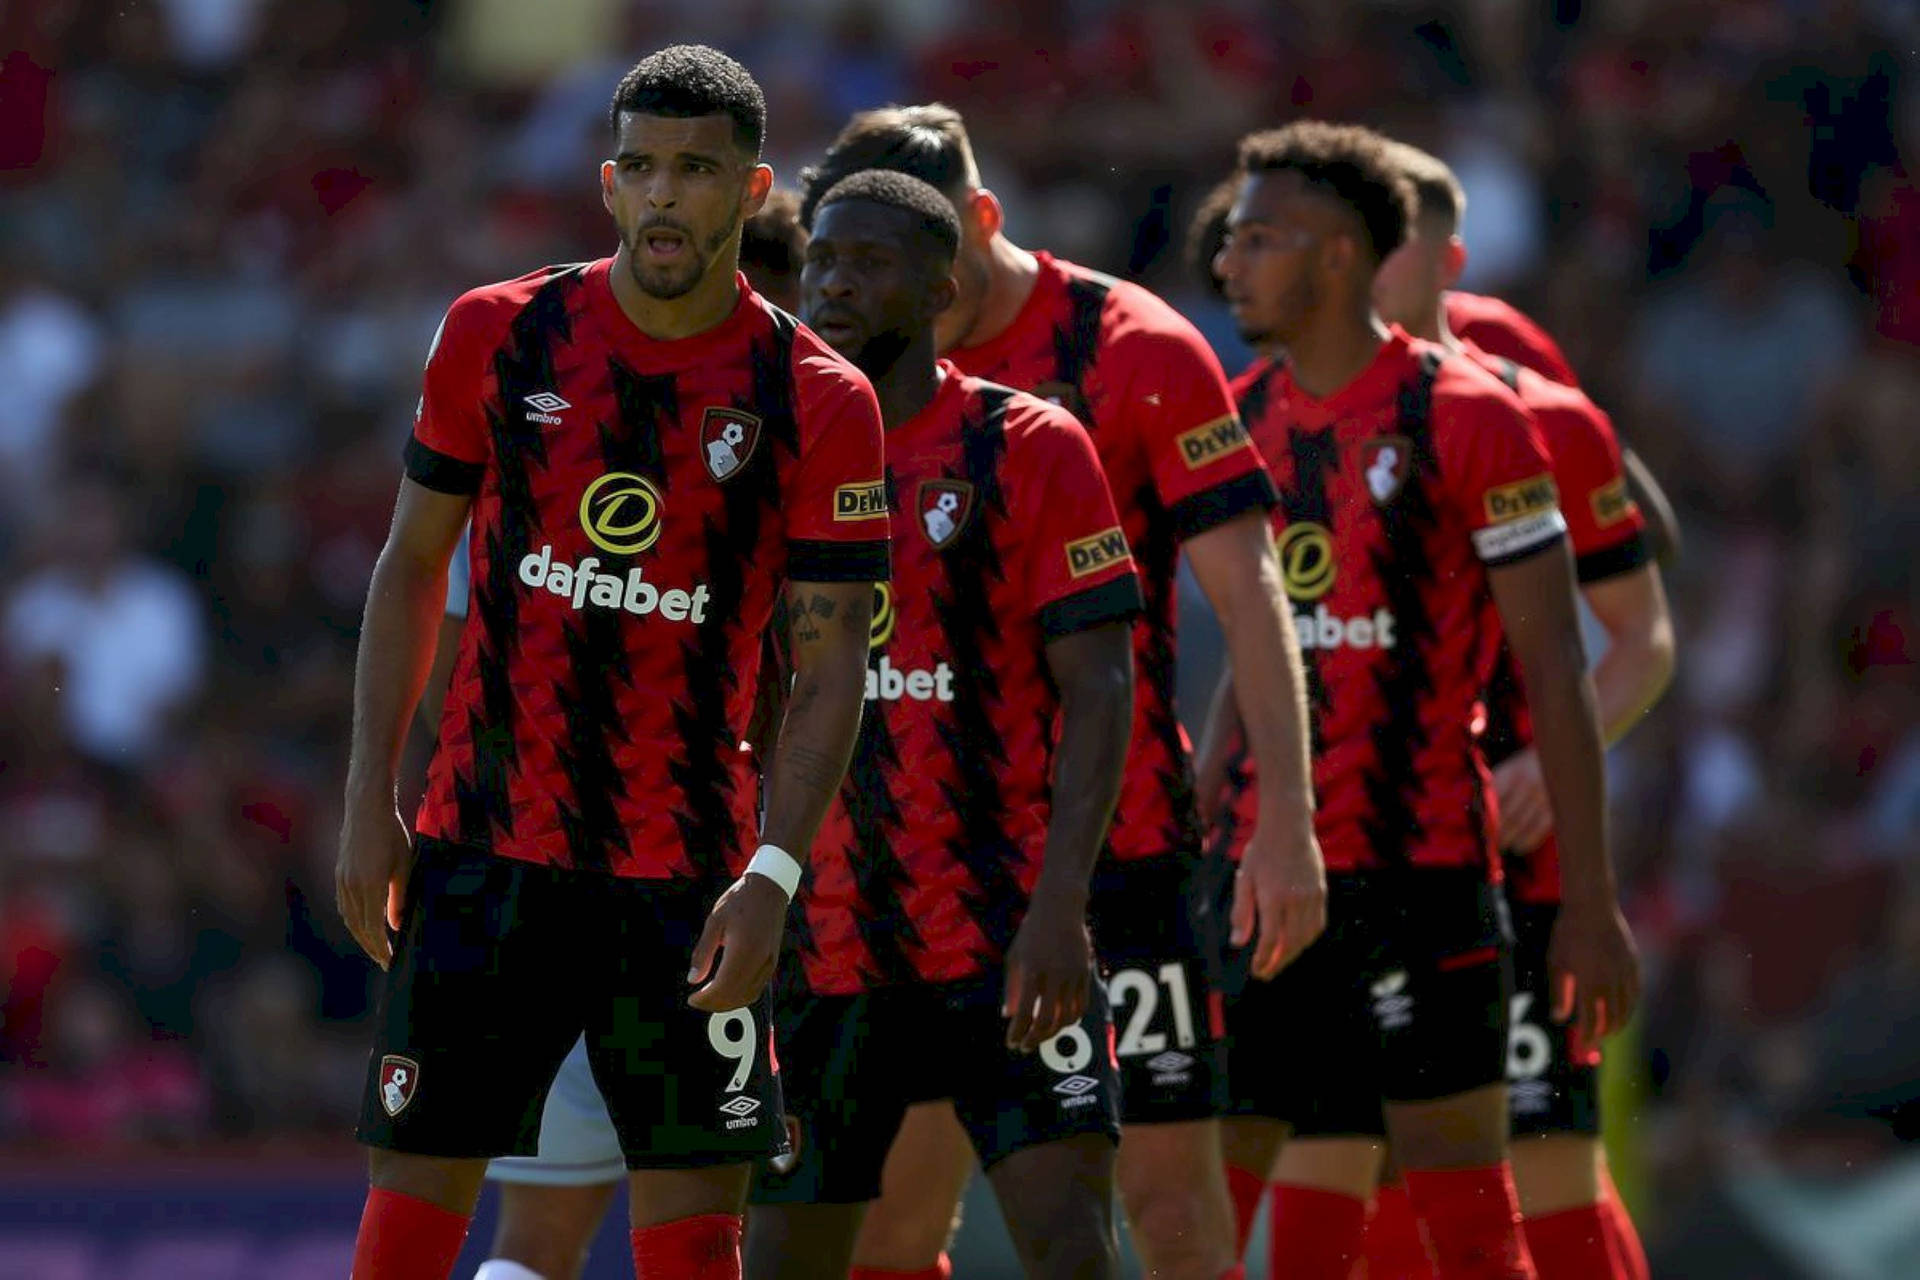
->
[1114, 1118, 1237, 1270]
[490, 1180, 622, 1280]
[984, 1133, 1119, 1279]
[753, 990, 915, 1216]
[585, 876, 785, 1176]
[850, 1101, 976, 1270]
[357, 839, 587, 1164]
[1270, 1136, 1388, 1200]
[1092, 856, 1232, 1126]
[1382, 1082, 1512, 1171]
[744, 1202, 868, 1280]
[1509, 1133, 1605, 1217]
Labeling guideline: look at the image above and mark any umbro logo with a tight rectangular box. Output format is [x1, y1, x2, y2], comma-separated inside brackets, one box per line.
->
[1145, 1051, 1194, 1075]
[718, 1095, 761, 1117]
[1053, 1075, 1098, 1097]
[524, 391, 570, 425]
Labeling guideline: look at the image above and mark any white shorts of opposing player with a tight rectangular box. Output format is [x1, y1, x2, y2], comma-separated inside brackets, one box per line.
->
[487, 1036, 624, 1187]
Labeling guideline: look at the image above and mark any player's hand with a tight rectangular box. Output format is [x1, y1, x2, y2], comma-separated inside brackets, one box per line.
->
[1547, 900, 1641, 1047]
[1492, 749, 1553, 854]
[1002, 893, 1093, 1052]
[688, 873, 789, 1012]
[335, 798, 413, 970]
[1231, 817, 1326, 980]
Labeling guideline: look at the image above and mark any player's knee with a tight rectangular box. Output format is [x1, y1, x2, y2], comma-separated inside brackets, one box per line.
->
[1509, 1134, 1604, 1216]
[489, 1182, 619, 1280]
[1384, 1085, 1512, 1172]
[367, 1150, 488, 1215]
[850, 1197, 963, 1271]
[1121, 1181, 1222, 1269]
[1010, 1184, 1116, 1279]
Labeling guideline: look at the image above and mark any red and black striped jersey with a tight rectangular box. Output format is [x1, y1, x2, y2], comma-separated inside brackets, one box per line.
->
[1218, 330, 1566, 876]
[795, 368, 1142, 995]
[946, 252, 1275, 866]
[1445, 291, 1579, 387]
[406, 260, 888, 881]
[1466, 343, 1649, 905]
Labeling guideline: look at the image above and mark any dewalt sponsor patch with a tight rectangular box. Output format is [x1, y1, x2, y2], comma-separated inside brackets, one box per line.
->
[1066, 527, 1130, 578]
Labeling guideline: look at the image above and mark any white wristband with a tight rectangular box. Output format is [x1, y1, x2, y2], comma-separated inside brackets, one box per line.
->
[744, 843, 802, 900]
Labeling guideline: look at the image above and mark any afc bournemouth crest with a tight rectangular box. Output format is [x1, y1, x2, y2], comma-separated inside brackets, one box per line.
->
[379, 1055, 420, 1117]
[701, 407, 763, 483]
[1360, 435, 1413, 505]
[918, 479, 975, 549]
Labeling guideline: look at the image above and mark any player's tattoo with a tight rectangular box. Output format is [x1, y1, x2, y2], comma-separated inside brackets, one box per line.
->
[780, 743, 844, 795]
[839, 590, 874, 636]
[791, 611, 823, 644]
[808, 593, 837, 620]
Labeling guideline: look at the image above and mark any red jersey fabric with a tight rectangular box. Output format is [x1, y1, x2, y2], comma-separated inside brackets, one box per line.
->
[406, 260, 889, 881]
[947, 252, 1276, 865]
[1221, 330, 1566, 876]
[1466, 344, 1649, 905]
[797, 368, 1142, 995]
[1445, 291, 1579, 387]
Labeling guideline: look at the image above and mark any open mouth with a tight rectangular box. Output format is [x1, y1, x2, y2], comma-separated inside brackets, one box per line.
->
[809, 314, 861, 343]
[640, 227, 689, 260]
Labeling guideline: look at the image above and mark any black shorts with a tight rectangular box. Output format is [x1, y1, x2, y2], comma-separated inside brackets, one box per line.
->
[749, 974, 1120, 1205]
[1222, 869, 1513, 1136]
[356, 839, 785, 1169]
[1505, 901, 1601, 1136]
[1088, 855, 1231, 1124]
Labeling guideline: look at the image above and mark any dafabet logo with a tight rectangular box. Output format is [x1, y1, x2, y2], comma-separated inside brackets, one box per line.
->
[517, 472, 710, 624]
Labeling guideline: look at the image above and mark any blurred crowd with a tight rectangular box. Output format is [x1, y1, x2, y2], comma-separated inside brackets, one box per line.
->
[0, 0, 1914, 1268]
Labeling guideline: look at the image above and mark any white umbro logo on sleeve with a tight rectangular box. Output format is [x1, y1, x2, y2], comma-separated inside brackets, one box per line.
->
[524, 392, 570, 425]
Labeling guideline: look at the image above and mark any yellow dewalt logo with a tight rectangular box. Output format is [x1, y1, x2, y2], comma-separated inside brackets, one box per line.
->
[1590, 478, 1636, 527]
[1066, 527, 1130, 578]
[1482, 474, 1559, 525]
[834, 481, 888, 521]
[1176, 415, 1253, 470]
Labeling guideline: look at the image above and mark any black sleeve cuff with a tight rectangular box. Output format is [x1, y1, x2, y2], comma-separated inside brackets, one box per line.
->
[1037, 574, 1145, 641]
[1482, 528, 1566, 571]
[1168, 470, 1279, 544]
[1575, 532, 1652, 584]
[404, 436, 485, 495]
[788, 538, 890, 583]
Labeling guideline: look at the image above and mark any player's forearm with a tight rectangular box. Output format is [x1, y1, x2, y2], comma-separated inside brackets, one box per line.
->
[1036, 644, 1134, 907]
[758, 649, 865, 861]
[1513, 635, 1613, 907]
[1217, 571, 1314, 825]
[1588, 613, 1675, 746]
[1192, 664, 1242, 797]
[1621, 448, 1681, 565]
[346, 551, 450, 805]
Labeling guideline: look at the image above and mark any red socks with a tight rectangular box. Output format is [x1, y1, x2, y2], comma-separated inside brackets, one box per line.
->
[350, 1187, 471, 1280]
[1599, 1178, 1649, 1280]
[1226, 1162, 1268, 1256]
[1367, 1179, 1438, 1278]
[1522, 1204, 1617, 1279]
[1265, 1183, 1368, 1279]
[1403, 1166, 1537, 1280]
[850, 1257, 953, 1280]
[632, 1214, 742, 1279]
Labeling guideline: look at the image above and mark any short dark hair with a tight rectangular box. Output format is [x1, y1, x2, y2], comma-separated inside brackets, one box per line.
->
[799, 103, 978, 229]
[1236, 122, 1417, 262]
[1388, 142, 1466, 235]
[741, 188, 807, 281]
[608, 44, 766, 156]
[1187, 179, 1237, 301]
[812, 170, 962, 264]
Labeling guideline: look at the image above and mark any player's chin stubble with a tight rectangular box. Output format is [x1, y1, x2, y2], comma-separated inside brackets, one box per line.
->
[625, 217, 739, 301]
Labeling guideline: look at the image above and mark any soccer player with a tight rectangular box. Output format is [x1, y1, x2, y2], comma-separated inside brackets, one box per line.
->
[740, 187, 809, 313]
[334, 46, 888, 1280]
[742, 167, 1140, 1280]
[1358, 144, 1675, 1280]
[798, 103, 1323, 1280]
[1203, 121, 1639, 1280]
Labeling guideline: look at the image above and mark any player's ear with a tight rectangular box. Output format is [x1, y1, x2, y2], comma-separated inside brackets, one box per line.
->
[926, 270, 959, 320]
[743, 163, 774, 217]
[1441, 236, 1468, 289]
[600, 160, 617, 213]
[967, 189, 1003, 243]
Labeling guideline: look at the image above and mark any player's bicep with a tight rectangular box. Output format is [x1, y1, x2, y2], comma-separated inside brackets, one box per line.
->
[1043, 621, 1135, 712]
[1486, 537, 1584, 665]
[1183, 510, 1283, 626]
[782, 580, 875, 677]
[1580, 563, 1672, 652]
[384, 478, 472, 576]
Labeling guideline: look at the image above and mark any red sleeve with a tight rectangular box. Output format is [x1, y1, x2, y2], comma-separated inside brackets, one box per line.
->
[1013, 401, 1144, 640]
[1108, 317, 1278, 542]
[784, 345, 890, 583]
[1446, 292, 1579, 386]
[1530, 385, 1650, 583]
[1434, 367, 1568, 568]
[403, 291, 495, 494]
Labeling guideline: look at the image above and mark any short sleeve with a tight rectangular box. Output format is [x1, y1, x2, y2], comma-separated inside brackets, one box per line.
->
[1435, 379, 1568, 568]
[1112, 323, 1278, 543]
[1538, 393, 1650, 584]
[784, 349, 890, 583]
[1014, 407, 1144, 640]
[403, 294, 493, 495]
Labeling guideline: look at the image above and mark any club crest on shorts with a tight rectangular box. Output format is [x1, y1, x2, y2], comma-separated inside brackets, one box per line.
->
[700, 407, 762, 483]
[918, 479, 975, 549]
[379, 1055, 420, 1117]
[1361, 435, 1413, 505]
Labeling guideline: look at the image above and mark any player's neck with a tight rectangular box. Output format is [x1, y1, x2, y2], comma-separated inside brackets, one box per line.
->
[606, 247, 743, 341]
[1286, 307, 1393, 400]
[869, 334, 945, 430]
[1406, 298, 1455, 349]
[960, 237, 1041, 348]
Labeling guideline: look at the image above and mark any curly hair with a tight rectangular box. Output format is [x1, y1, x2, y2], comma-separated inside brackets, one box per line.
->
[1236, 121, 1418, 261]
[608, 45, 766, 156]
[811, 169, 963, 263]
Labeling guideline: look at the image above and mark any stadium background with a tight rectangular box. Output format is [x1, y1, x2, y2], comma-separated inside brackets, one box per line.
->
[0, 1, 1914, 1275]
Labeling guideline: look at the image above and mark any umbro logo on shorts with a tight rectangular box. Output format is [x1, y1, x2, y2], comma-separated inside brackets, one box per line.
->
[1145, 1050, 1195, 1077]
[718, 1094, 763, 1130]
[1053, 1075, 1101, 1108]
